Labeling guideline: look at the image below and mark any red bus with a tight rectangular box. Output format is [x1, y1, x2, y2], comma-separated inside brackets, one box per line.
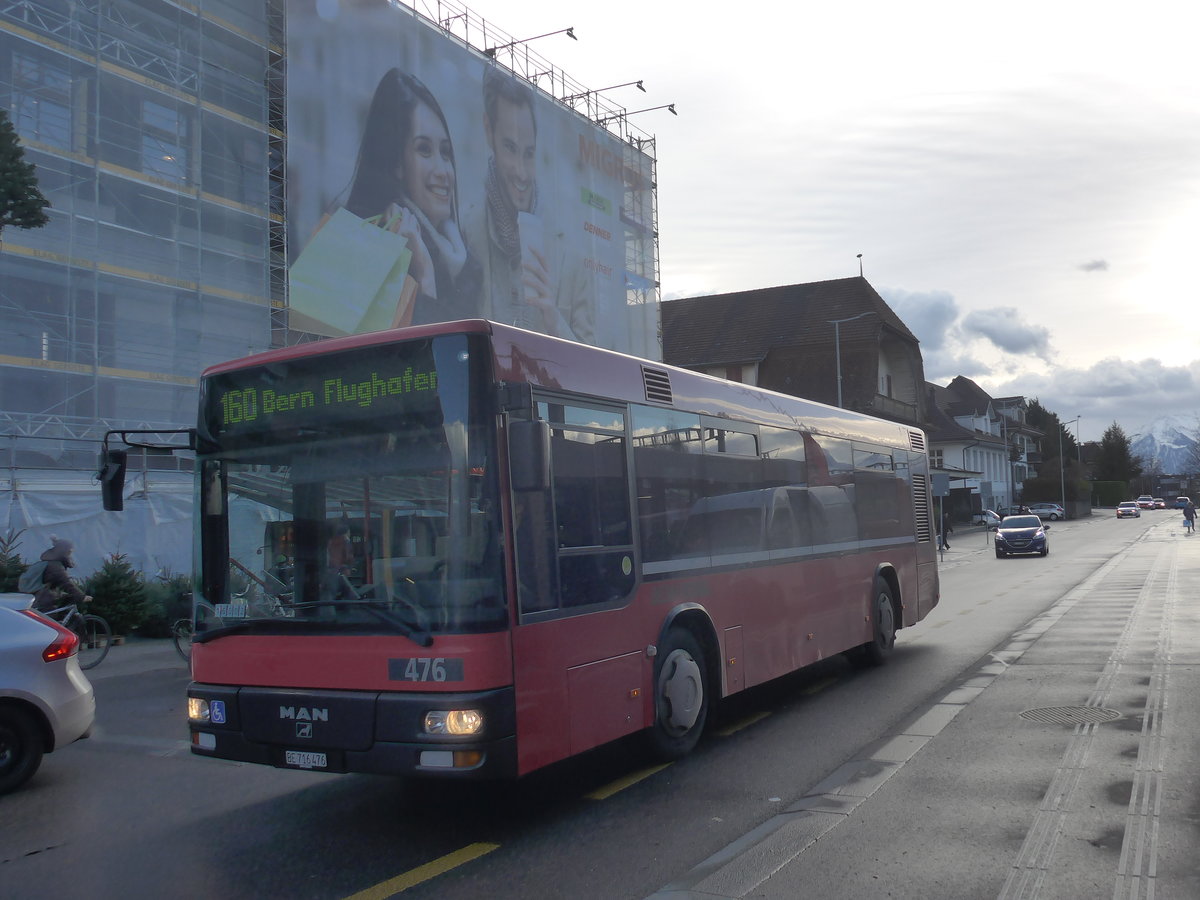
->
[166, 319, 937, 777]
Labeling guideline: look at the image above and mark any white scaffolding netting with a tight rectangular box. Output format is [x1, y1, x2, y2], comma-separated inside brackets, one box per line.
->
[0, 470, 192, 577]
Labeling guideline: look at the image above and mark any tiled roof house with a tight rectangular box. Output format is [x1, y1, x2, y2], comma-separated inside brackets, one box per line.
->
[926, 377, 1043, 513]
[661, 277, 926, 427]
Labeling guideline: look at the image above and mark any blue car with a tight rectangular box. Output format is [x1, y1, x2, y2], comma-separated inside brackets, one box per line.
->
[994, 515, 1049, 558]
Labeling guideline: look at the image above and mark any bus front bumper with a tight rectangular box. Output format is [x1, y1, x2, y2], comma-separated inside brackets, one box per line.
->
[187, 683, 517, 779]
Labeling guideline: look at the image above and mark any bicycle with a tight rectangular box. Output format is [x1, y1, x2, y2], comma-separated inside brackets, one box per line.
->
[171, 617, 193, 662]
[43, 602, 112, 670]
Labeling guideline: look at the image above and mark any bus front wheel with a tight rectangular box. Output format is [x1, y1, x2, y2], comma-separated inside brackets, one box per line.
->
[647, 627, 709, 760]
[855, 577, 896, 668]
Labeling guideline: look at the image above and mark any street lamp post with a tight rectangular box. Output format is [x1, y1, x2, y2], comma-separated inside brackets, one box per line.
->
[1060, 415, 1081, 515]
[828, 312, 872, 408]
[1002, 414, 1012, 510]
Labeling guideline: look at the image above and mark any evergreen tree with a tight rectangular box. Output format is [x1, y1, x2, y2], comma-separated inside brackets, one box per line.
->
[1026, 398, 1080, 468]
[83, 553, 148, 635]
[0, 108, 50, 240]
[0, 528, 27, 593]
[1020, 399, 1087, 501]
[1093, 422, 1143, 484]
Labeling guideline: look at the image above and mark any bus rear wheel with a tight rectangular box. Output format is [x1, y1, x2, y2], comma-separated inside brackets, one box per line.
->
[854, 577, 896, 668]
[647, 627, 709, 761]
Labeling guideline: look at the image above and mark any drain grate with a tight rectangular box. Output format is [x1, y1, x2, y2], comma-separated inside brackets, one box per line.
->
[1019, 706, 1122, 725]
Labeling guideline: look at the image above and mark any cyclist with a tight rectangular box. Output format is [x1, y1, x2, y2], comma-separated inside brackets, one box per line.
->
[31, 535, 92, 614]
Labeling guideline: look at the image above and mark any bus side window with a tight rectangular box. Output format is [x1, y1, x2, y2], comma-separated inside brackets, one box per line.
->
[768, 491, 797, 550]
[549, 425, 634, 607]
[631, 406, 704, 564]
[786, 488, 815, 548]
[808, 485, 859, 545]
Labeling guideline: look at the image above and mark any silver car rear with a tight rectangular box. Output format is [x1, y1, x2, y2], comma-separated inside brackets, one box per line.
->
[0, 593, 95, 793]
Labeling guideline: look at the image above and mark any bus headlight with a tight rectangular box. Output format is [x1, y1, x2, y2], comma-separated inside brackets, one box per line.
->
[424, 709, 484, 736]
[188, 697, 210, 723]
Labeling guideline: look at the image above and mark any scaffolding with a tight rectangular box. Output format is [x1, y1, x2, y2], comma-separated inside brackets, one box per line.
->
[0, 0, 273, 458]
[0, 0, 664, 461]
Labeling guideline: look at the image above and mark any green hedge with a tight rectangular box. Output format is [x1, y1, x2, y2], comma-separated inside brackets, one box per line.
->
[1091, 481, 1129, 508]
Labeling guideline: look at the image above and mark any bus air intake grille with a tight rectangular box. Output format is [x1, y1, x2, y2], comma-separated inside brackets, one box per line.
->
[912, 474, 932, 542]
[908, 431, 926, 453]
[642, 367, 673, 404]
[1018, 706, 1121, 726]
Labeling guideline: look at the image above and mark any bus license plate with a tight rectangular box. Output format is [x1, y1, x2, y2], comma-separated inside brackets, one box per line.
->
[284, 750, 327, 769]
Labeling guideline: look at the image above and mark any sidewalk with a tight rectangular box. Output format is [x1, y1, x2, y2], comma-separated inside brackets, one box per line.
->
[650, 516, 1199, 899]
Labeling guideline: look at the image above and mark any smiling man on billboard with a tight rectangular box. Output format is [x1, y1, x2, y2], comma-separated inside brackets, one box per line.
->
[468, 68, 594, 343]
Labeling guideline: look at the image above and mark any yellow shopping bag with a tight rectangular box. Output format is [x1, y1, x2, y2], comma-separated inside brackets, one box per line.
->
[287, 208, 414, 336]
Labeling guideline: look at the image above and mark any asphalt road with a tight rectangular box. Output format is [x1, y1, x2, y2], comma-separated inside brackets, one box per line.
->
[2, 510, 1193, 899]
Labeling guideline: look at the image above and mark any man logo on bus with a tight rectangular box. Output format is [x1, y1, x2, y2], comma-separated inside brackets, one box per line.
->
[279, 706, 328, 722]
[296, 723, 313, 739]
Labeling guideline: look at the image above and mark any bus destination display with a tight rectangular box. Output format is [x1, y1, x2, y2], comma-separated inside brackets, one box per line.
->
[205, 345, 440, 440]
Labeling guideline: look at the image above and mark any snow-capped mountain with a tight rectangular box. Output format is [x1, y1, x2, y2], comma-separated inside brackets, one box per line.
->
[1129, 415, 1198, 474]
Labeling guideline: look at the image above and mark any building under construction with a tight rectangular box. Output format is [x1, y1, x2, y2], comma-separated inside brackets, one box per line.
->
[0, 0, 662, 573]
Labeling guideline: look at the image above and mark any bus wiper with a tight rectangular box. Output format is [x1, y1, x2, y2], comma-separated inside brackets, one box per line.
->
[286, 599, 434, 647]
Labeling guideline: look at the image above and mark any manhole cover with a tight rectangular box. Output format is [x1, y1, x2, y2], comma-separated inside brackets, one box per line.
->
[1019, 706, 1122, 725]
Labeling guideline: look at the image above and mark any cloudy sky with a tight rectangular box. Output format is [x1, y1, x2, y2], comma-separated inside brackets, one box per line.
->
[467, 0, 1200, 442]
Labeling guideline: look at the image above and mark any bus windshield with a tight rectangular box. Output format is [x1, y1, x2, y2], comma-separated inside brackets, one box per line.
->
[195, 333, 504, 640]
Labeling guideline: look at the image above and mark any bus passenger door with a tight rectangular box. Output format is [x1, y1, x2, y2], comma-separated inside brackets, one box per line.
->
[507, 400, 641, 774]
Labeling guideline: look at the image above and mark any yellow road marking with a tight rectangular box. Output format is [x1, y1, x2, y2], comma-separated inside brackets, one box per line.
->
[715, 710, 772, 737]
[585, 762, 671, 800]
[343, 843, 500, 899]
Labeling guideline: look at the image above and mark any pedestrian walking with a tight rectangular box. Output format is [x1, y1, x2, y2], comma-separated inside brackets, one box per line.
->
[1184, 501, 1196, 535]
[940, 512, 953, 550]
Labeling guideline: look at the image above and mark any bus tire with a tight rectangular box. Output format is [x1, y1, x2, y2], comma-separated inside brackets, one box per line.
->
[647, 627, 709, 761]
[855, 577, 896, 668]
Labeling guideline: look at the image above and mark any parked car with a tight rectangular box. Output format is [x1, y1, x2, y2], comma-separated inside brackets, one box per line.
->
[1026, 502, 1065, 521]
[1153, 498, 1166, 509]
[1175, 497, 1192, 509]
[994, 514, 1049, 558]
[0, 593, 95, 794]
[973, 509, 1001, 528]
[1136, 495, 1154, 509]
[1116, 501, 1141, 519]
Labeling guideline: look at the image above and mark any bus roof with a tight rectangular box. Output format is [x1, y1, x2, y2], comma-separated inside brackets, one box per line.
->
[202, 319, 921, 449]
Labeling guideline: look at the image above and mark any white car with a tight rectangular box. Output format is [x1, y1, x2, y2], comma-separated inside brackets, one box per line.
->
[0, 593, 95, 794]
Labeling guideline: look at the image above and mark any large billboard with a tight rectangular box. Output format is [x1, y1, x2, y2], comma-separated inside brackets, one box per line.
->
[285, 0, 660, 359]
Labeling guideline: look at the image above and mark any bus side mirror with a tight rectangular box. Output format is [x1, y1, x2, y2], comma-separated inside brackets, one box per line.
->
[509, 420, 550, 492]
[100, 448, 128, 511]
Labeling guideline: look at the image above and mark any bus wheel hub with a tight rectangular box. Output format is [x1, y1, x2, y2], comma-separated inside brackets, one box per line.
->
[659, 650, 702, 732]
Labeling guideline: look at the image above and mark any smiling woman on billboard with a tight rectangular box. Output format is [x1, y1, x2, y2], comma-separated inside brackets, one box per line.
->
[345, 68, 483, 325]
